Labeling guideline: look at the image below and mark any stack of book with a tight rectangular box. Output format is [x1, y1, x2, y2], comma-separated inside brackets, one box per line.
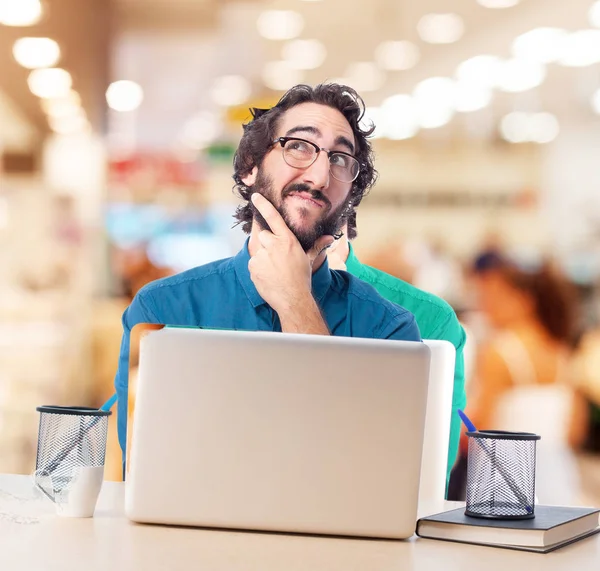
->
[417, 505, 600, 553]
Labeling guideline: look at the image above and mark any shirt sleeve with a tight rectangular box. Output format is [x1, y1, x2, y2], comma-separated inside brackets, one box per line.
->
[378, 311, 422, 341]
[114, 291, 161, 462]
[429, 312, 468, 493]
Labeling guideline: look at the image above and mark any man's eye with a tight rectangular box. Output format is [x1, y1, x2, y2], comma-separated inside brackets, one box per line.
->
[288, 141, 311, 152]
[331, 154, 348, 167]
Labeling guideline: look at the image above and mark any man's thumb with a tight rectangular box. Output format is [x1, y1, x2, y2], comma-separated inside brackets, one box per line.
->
[309, 235, 335, 262]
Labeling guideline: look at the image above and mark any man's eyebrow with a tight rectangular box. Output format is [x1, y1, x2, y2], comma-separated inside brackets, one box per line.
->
[284, 126, 356, 155]
[334, 135, 355, 155]
[284, 125, 321, 138]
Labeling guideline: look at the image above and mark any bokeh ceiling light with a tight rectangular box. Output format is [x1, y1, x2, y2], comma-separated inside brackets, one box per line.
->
[344, 62, 385, 92]
[262, 61, 304, 91]
[417, 13, 464, 45]
[454, 83, 492, 112]
[413, 77, 456, 110]
[27, 68, 72, 99]
[592, 89, 600, 114]
[528, 112, 560, 144]
[180, 111, 221, 150]
[499, 111, 559, 143]
[42, 97, 83, 120]
[380, 94, 419, 140]
[0, 0, 42, 26]
[13, 37, 60, 69]
[417, 106, 455, 129]
[496, 58, 546, 92]
[411, 77, 457, 128]
[557, 30, 600, 67]
[500, 112, 529, 143]
[477, 0, 519, 8]
[374, 40, 420, 71]
[257, 10, 304, 41]
[106, 80, 144, 112]
[41, 89, 81, 113]
[455, 55, 502, 89]
[210, 75, 251, 107]
[511, 28, 568, 64]
[455, 54, 503, 89]
[282, 39, 326, 70]
[589, 1, 600, 28]
[49, 114, 89, 136]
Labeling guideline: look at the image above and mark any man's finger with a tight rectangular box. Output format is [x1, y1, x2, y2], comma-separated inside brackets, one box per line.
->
[327, 248, 347, 271]
[308, 235, 335, 263]
[251, 193, 292, 237]
[258, 229, 276, 249]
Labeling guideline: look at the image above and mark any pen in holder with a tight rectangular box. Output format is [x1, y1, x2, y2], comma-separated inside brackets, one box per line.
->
[33, 405, 111, 517]
[465, 430, 540, 520]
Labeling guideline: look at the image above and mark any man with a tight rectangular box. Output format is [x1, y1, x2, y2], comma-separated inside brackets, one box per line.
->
[113, 83, 421, 459]
[327, 223, 467, 492]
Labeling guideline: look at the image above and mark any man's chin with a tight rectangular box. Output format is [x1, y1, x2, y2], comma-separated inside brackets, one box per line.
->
[283, 212, 319, 238]
[287, 217, 318, 234]
[283, 202, 321, 224]
[286, 228, 316, 252]
[281, 204, 343, 252]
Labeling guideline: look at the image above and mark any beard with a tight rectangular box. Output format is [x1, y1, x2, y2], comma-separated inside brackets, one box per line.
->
[250, 168, 349, 252]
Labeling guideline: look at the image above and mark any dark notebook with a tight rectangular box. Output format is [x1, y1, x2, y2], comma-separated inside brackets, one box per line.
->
[416, 505, 600, 553]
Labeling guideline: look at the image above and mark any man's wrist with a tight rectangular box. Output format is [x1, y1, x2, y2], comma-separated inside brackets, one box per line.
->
[272, 288, 314, 315]
[276, 292, 330, 335]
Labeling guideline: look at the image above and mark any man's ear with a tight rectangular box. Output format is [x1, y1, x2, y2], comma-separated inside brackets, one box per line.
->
[241, 166, 258, 187]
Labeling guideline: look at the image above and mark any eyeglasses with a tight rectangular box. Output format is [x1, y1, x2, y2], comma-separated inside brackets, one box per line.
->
[272, 136, 361, 183]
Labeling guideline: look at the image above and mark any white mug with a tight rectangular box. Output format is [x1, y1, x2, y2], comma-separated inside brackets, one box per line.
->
[53, 466, 105, 518]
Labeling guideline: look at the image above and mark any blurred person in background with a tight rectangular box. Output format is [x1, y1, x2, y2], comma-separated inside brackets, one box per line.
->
[571, 294, 600, 455]
[113, 83, 422, 462]
[116, 246, 174, 300]
[327, 214, 466, 495]
[460, 252, 588, 504]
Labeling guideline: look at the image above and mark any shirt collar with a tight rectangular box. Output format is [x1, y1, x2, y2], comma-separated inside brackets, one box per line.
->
[312, 253, 333, 303]
[234, 238, 333, 308]
[345, 242, 364, 276]
[234, 239, 264, 308]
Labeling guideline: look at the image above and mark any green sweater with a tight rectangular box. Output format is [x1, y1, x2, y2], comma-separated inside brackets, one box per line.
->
[346, 244, 467, 490]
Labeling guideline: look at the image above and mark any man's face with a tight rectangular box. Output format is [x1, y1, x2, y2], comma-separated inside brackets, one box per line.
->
[244, 102, 356, 252]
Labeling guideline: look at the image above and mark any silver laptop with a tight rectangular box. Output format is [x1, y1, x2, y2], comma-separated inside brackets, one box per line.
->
[125, 327, 431, 539]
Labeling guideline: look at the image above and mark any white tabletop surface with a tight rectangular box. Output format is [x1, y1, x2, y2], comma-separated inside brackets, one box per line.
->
[0, 473, 598, 571]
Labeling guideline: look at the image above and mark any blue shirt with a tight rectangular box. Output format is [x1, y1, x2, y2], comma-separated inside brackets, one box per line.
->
[114, 240, 421, 457]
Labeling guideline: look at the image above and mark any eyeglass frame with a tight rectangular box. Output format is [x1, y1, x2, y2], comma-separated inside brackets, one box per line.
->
[270, 136, 362, 183]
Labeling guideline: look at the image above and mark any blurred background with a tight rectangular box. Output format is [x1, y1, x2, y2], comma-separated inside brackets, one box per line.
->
[1, 0, 600, 502]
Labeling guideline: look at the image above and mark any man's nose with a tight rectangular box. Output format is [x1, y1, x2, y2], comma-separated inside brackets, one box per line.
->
[300, 151, 330, 190]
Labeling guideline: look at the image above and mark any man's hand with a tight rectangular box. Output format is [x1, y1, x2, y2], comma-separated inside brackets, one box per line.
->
[326, 239, 347, 270]
[248, 193, 334, 315]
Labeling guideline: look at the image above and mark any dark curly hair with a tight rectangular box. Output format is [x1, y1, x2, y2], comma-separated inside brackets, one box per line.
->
[232, 83, 378, 239]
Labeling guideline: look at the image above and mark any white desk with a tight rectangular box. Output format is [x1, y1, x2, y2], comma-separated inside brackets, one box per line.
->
[0, 473, 598, 570]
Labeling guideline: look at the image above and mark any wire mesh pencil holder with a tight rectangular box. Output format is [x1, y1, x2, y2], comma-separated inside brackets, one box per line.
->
[465, 430, 540, 520]
[33, 406, 111, 501]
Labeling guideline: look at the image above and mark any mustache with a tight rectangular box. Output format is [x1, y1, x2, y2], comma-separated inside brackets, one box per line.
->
[282, 184, 331, 208]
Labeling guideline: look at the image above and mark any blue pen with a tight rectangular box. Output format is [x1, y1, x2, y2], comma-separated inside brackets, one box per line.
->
[458, 409, 533, 515]
[101, 393, 117, 412]
[458, 409, 477, 433]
